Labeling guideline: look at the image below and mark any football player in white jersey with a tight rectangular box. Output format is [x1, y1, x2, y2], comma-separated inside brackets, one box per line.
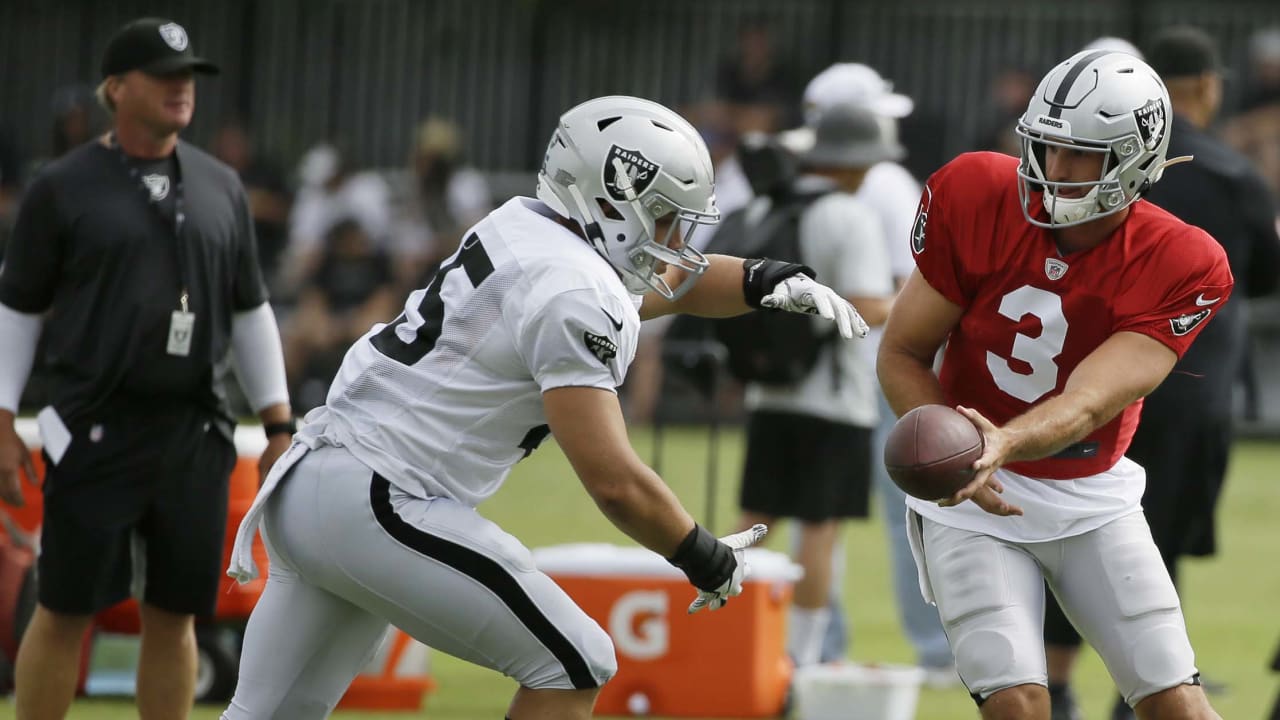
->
[220, 95, 867, 720]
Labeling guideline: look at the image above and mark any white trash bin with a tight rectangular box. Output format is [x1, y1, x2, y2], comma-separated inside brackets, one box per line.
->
[791, 662, 925, 720]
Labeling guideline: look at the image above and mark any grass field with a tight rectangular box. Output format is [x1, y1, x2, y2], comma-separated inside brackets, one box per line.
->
[2, 427, 1277, 720]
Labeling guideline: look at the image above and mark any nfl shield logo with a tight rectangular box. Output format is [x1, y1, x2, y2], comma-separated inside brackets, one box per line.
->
[1133, 98, 1166, 151]
[158, 23, 189, 52]
[1044, 258, 1069, 281]
[603, 145, 660, 202]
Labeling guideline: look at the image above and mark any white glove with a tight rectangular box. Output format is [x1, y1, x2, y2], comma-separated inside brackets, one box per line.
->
[760, 275, 869, 339]
[687, 524, 769, 614]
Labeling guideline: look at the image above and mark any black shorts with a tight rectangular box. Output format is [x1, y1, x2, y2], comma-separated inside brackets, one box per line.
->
[738, 410, 872, 522]
[38, 403, 235, 616]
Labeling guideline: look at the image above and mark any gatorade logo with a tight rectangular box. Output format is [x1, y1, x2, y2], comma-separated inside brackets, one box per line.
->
[608, 590, 668, 660]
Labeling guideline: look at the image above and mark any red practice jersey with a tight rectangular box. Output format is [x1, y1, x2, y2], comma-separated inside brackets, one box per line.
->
[912, 152, 1233, 479]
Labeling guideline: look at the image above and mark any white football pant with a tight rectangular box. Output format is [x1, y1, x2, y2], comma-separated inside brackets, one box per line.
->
[222, 445, 616, 720]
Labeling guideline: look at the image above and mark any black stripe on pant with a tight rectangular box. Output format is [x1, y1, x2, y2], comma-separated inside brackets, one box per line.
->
[368, 474, 599, 690]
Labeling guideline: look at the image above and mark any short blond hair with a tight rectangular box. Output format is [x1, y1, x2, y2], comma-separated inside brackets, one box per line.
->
[95, 79, 116, 114]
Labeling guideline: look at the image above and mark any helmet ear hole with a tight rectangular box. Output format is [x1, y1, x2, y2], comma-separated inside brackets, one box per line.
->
[596, 197, 624, 220]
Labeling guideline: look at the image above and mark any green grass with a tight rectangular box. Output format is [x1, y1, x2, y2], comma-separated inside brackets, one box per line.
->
[2, 429, 1277, 719]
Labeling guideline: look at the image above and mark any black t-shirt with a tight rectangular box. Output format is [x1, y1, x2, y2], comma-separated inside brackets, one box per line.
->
[1143, 114, 1280, 418]
[0, 138, 268, 424]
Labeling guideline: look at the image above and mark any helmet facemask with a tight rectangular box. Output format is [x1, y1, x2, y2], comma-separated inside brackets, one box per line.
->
[1016, 126, 1133, 228]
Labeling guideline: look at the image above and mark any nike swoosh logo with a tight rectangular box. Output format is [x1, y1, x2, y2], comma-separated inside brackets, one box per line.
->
[1195, 294, 1221, 306]
[602, 308, 624, 331]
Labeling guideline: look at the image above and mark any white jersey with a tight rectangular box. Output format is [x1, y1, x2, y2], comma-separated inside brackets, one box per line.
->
[302, 197, 640, 507]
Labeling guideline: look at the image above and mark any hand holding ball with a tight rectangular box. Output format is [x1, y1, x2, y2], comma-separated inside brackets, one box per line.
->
[883, 404, 985, 501]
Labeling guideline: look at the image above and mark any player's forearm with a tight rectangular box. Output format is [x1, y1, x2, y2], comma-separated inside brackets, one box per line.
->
[663, 254, 753, 318]
[998, 387, 1109, 464]
[587, 468, 697, 557]
[876, 346, 946, 418]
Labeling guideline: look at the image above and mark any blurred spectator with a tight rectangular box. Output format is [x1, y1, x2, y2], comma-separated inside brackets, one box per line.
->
[282, 143, 393, 297]
[714, 16, 803, 135]
[49, 85, 108, 160]
[389, 117, 492, 289]
[1222, 27, 1280, 196]
[0, 127, 21, 257]
[283, 218, 398, 412]
[1083, 36, 1144, 58]
[1240, 27, 1280, 112]
[735, 103, 895, 668]
[789, 62, 955, 680]
[970, 64, 1037, 156]
[212, 120, 291, 291]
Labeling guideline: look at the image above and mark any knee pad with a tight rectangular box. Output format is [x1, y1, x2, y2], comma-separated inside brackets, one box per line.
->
[1120, 615, 1198, 705]
[1091, 532, 1194, 704]
[930, 539, 1044, 697]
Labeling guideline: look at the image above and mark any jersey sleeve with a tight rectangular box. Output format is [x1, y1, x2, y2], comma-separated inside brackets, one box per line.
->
[910, 156, 983, 307]
[517, 287, 631, 393]
[230, 180, 270, 310]
[0, 173, 65, 313]
[1114, 229, 1234, 357]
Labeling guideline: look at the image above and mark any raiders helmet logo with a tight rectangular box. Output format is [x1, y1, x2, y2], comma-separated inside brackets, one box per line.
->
[604, 145, 659, 202]
[1134, 98, 1166, 151]
[583, 331, 618, 364]
[1169, 307, 1211, 337]
[1044, 258, 1069, 281]
[911, 184, 932, 254]
[158, 22, 189, 52]
[141, 173, 170, 201]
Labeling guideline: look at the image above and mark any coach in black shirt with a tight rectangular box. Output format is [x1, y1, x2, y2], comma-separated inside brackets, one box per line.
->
[0, 18, 293, 717]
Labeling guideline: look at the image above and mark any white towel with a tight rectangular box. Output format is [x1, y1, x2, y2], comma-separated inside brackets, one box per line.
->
[904, 507, 937, 606]
[226, 408, 334, 583]
[225, 440, 308, 583]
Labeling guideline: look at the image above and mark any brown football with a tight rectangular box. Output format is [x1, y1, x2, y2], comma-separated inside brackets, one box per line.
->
[883, 404, 985, 501]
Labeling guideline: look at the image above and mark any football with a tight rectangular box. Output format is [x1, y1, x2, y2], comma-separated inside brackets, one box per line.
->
[883, 404, 985, 501]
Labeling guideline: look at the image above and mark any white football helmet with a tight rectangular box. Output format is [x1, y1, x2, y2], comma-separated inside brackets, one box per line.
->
[536, 96, 718, 299]
[1016, 50, 1173, 228]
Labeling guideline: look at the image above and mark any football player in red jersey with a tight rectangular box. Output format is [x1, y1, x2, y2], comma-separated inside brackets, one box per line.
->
[878, 50, 1228, 720]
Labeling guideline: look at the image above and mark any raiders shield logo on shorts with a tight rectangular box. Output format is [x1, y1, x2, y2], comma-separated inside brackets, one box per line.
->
[603, 145, 659, 202]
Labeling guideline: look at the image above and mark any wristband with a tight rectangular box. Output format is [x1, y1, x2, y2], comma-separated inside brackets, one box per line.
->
[667, 524, 736, 592]
[263, 418, 297, 438]
[741, 258, 816, 309]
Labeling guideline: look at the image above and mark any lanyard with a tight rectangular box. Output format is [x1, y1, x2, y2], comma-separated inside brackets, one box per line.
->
[107, 132, 189, 312]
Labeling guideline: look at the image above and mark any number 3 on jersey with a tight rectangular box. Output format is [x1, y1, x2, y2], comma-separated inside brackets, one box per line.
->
[985, 285, 1068, 403]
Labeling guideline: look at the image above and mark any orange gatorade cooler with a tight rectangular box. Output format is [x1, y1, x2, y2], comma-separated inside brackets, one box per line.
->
[533, 544, 801, 718]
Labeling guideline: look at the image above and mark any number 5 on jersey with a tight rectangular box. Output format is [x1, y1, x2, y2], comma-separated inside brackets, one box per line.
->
[372, 234, 494, 366]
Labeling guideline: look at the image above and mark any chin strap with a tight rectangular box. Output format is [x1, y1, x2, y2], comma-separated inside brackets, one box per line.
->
[565, 183, 606, 245]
